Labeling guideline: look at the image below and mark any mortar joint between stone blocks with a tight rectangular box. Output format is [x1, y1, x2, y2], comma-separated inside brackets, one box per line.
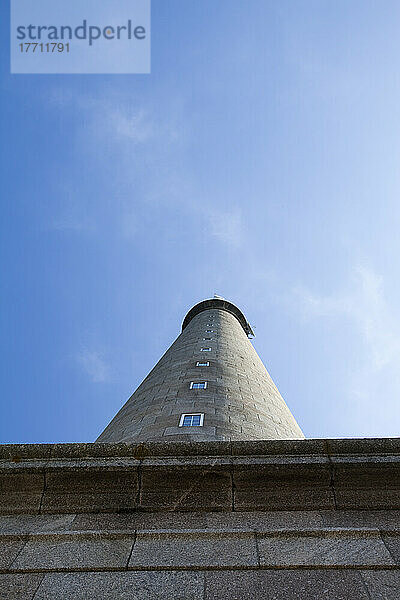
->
[379, 530, 397, 566]
[126, 530, 137, 570]
[38, 469, 47, 515]
[31, 572, 46, 600]
[136, 461, 143, 508]
[230, 463, 236, 512]
[254, 530, 262, 568]
[325, 439, 338, 510]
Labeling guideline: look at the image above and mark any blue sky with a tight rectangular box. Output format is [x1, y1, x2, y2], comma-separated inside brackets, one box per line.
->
[2, 0, 400, 443]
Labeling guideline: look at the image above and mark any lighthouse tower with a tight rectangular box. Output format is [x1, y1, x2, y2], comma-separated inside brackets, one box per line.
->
[97, 297, 303, 443]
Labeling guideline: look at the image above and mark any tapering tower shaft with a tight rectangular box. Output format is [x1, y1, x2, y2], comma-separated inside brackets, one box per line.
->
[97, 298, 304, 443]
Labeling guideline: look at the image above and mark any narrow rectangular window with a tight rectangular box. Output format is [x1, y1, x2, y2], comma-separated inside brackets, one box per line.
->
[200, 347, 211, 352]
[196, 361, 210, 367]
[190, 381, 207, 389]
[179, 413, 204, 427]
[203, 337, 212, 341]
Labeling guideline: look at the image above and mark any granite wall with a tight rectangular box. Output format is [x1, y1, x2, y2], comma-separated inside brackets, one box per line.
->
[0, 439, 400, 599]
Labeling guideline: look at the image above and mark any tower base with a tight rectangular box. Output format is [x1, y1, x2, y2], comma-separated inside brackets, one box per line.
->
[1, 438, 400, 598]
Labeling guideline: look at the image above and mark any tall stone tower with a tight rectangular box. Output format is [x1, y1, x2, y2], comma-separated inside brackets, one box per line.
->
[97, 297, 304, 443]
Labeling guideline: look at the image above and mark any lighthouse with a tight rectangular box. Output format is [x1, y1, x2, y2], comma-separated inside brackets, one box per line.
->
[97, 297, 304, 443]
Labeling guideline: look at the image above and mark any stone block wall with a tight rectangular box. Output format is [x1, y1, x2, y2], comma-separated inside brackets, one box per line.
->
[0, 439, 400, 598]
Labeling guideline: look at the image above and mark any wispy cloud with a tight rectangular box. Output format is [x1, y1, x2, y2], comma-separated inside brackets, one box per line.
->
[77, 348, 111, 383]
[50, 89, 177, 147]
[108, 107, 154, 143]
[47, 89, 244, 250]
[292, 265, 400, 368]
[291, 264, 400, 413]
[207, 207, 244, 248]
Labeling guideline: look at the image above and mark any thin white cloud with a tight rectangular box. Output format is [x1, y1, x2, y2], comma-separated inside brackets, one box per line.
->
[291, 264, 400, 416]
[109, 108, 154, 143]
[207, 207, 244, 248]
[293, 265, 400, 370]
[47, 89, 243, 250]
[49, 89, 164, 146]
[77, 348, 111, 383]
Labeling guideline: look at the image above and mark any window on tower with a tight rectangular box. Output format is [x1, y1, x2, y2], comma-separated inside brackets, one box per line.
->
[200, 347, 211, 352]
[179, 413, 204, 427]
[190, 381, 207, 389]
[196, 361, 210, 367]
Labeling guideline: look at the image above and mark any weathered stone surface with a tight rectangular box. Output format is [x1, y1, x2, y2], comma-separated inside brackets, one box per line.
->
[0, 472, 44, 514]
[204, 570, 264, 600]
[331, 456, 400, 510]
[318, 510, 400, 531]
[328, 439, 400, 511]
[1, 437, 400, 460]
[164, 426, 217, 438]
[70, 513, 140, 532]
[327, 438, 400, 456]
[0, 539, 26, 570]
[11, 534, 134, 571]
[380, 533, 400, 564]
[129, 531, 258, 568]
[41, 467, 139, 513]
[233, 457, 334, 511]
[131, 440, 231, 457]
[0, 444, 53, 460]
[202, 509, 400, 532]
[4, 508, 400, 537]
[140, 459, 232, 511]
[204, 511, 327, 532]
[2, 440, 400, 515]
[257, 531, 395, 567]
[204, 569, 370, 599]
[256, 570, 369, 600]
[34, 571, 205, 600]
[3, 509, 400, 539]
[360, 570, 400, 599]
[0, 573, 44, 599]
[49, 443, 145, 459]
[231, 438, 326, 456]
[0, 514, 76, 535]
